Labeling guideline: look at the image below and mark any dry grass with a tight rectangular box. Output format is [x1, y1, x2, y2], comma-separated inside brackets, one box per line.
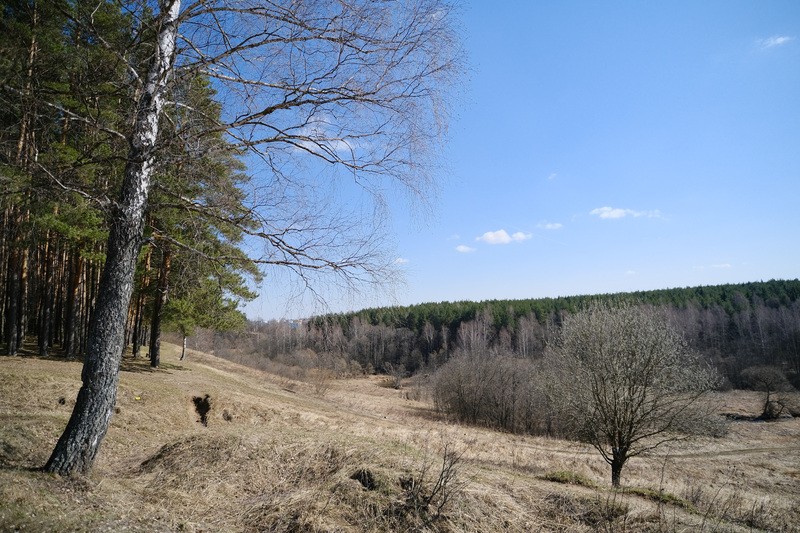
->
[1, 345, 799, 532]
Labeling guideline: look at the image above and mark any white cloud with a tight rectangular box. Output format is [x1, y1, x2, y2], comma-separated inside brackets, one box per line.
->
[625, 270, 637, 276]
[476, 229, 531, 244]
[455, 244, 476, 253]
[694, 263, 733, 271]
[394, 257, 409, 264]
[294, 114, 356, 154]
[537, 222, 563, 230]
[590, 206, 661, 219]
[547, 173, 558, 181]
[758, 35, 794, 49]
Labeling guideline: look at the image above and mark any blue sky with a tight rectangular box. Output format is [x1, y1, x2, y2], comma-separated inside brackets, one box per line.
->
[244, 0, 800, 320]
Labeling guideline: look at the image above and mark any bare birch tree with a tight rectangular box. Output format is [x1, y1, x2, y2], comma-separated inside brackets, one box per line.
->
[42, 0, 461, 475]
[44, 0, 183, 475]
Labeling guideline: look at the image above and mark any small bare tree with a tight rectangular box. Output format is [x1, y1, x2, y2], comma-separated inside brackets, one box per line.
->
[546, 303, 719, 487]
[741, 365, 795, 419]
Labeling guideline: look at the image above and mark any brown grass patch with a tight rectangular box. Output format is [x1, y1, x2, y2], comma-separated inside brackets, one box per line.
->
[2, 344, 799, 531]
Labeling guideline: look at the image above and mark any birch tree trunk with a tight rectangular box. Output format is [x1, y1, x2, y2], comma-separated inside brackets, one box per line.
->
[44, 0, 181, 476]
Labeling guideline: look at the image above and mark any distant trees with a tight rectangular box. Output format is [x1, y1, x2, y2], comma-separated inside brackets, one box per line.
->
[197, 280, 800, 399]
[545, 304, 719, 487]
[291, 280, 800, 386]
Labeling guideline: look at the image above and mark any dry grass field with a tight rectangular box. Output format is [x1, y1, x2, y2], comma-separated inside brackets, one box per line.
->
[1, 344, 799, 532]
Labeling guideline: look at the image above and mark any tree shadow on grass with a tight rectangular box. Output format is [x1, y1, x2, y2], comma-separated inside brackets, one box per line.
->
[3, 338, 189, 376]
[119, 358, 189, 374]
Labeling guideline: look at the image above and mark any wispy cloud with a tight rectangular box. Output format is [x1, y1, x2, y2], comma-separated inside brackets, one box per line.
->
[625, 270, 637, 276]
[394, 257, 409, 264]
[455, 244, 476, 253]
[590, 206, 661, 220]
[537, 222, 563, 230]
[757, 35, 794, 49]
[476, 229, 532, 244]
[547, 173, 558, 181]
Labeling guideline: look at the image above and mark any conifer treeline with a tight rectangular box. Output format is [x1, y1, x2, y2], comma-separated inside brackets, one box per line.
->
[217, 280, 800, 387]
[0, 1, 256, 363]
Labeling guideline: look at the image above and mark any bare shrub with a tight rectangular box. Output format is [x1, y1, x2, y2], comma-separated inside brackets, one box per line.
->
[399, 442, 467, 524]
[384, 362, 407, 390]
[432, 353, 551, 434]
[741, 365, 796, 419]
[308, 368, 334, 397]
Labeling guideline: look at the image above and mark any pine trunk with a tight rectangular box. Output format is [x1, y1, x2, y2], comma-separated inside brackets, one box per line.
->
[5, 244, 21, 355]
[44, 0, 181, 476]
[38, 234, 54, 356]
[149, 245, 171, 368]
[132, 243, 151, 358]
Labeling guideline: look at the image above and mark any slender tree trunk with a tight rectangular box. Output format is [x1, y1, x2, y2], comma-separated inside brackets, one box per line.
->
[64, 252, 83, 358]
[38, 233, 54, 356]
[149, 245, 171, 368]
[180, 334, 187, 361]
[0, 209, 8, 344]
[132, 244, 152, 358]
[5, 242, 21, 355]
[44, 0, 180, 476]
[19, 239, 29, 345]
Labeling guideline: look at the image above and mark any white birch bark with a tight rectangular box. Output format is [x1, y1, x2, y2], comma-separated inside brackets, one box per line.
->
[44, 0, 182, 476]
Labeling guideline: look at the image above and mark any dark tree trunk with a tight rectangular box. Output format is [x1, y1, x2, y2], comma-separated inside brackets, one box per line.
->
[611, 450, 627, 488]
[131, 245, 152, 358]
[44, 0, 180, 476]
[38, 236, 54, 356]
[19, 242, 29, 345]
[149, 245, 171, 368]
[44, 198, 148, 474]
[63, 252, 82, 358]
[5, 246, 21, 355]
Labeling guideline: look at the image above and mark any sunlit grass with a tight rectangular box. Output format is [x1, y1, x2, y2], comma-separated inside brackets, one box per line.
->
[1, 344, 798, 531]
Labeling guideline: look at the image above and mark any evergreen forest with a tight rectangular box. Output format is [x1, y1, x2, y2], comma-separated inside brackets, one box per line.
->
[214, 279, 800, 390]
[1, 0, 261, 367]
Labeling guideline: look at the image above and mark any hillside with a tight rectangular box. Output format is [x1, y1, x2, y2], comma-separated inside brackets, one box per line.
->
[1, 344, 799, 532]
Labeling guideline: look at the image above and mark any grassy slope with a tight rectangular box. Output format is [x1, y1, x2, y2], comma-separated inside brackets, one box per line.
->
[1, 345, 799, 532]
